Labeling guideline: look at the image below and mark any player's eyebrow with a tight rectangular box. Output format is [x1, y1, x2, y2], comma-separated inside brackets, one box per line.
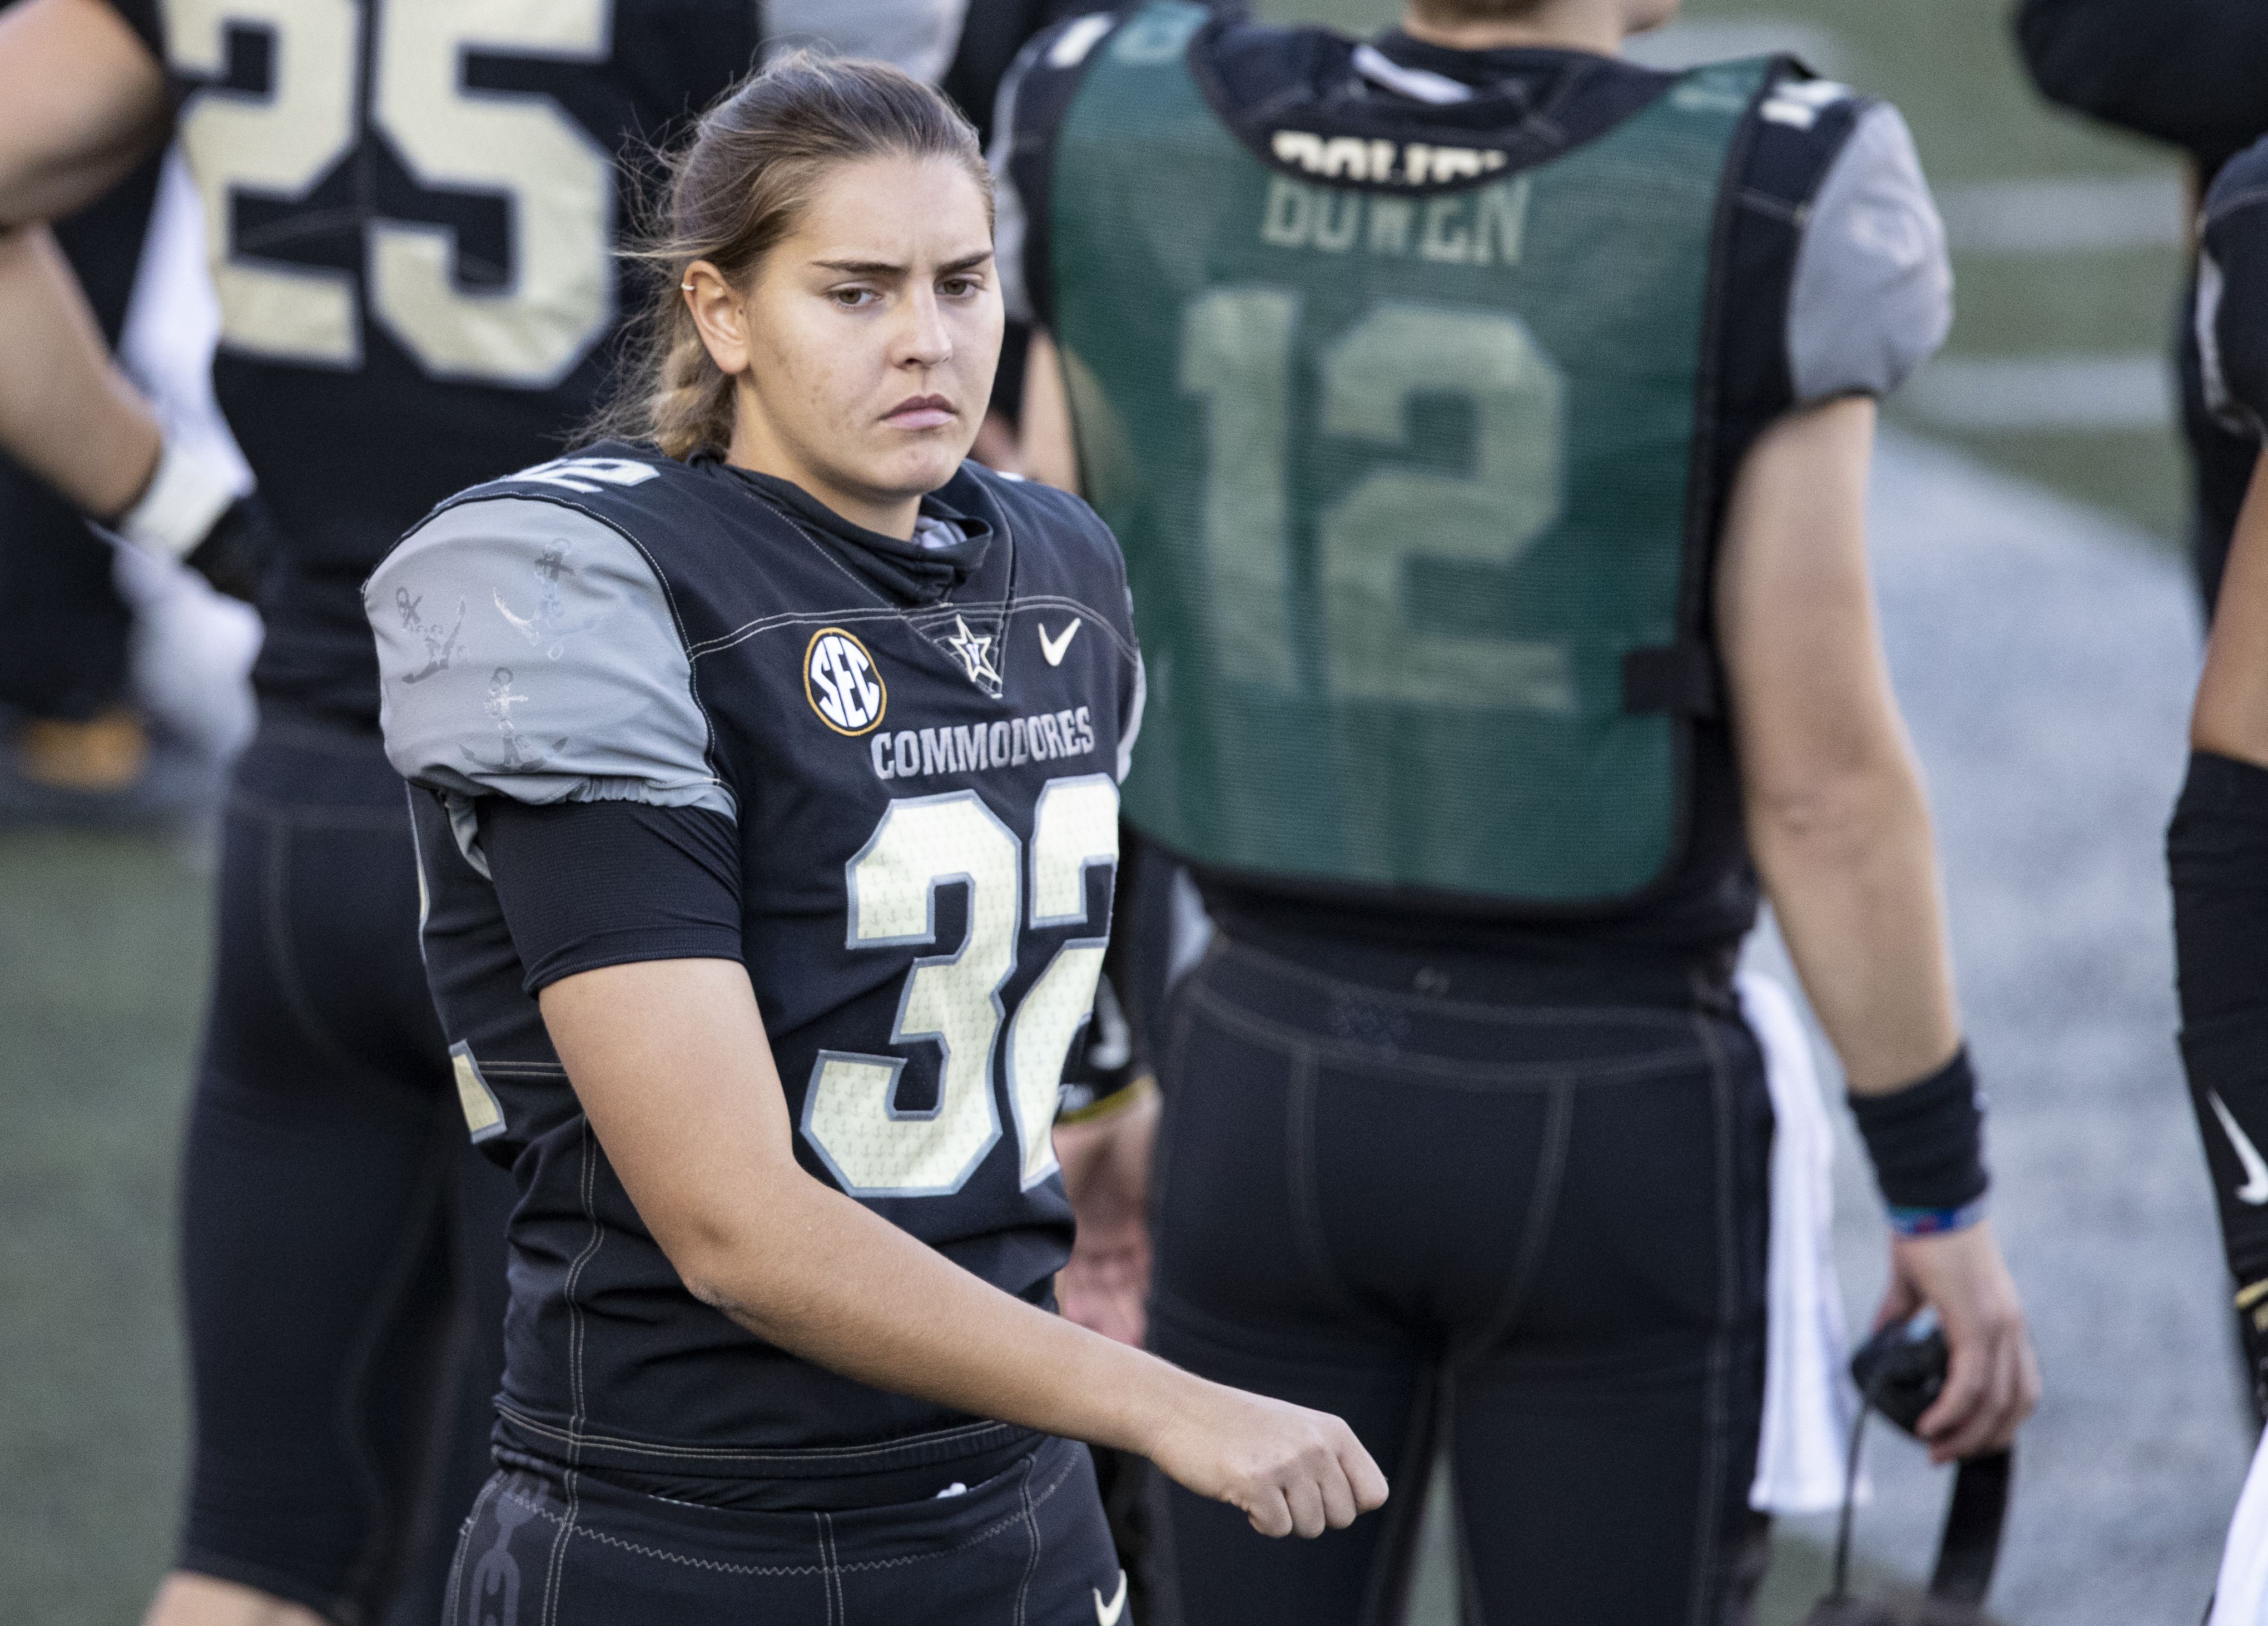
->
[813, 249, 996, 277]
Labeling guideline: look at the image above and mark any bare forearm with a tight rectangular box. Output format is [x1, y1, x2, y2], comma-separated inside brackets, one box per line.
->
[1750, 760, 1961, 1093]
[1018, 328, 1080, 495]
[545, 959, 1196, 1452]
[0, 222, 160, 515]
[682, 1173, 1189, 1452]
[0, 0, 167, 227]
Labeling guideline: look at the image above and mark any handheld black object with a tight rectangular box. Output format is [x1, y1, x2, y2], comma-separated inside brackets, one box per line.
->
[184, 492, 282, 604]
[1849, 1315, 1949, 1436]
[1805, 1314, 2013, 1625]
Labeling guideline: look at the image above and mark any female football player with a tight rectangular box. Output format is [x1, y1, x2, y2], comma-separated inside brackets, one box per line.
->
[998, 0, 2039, 1619]
[0, 8, 1081, 1626]
[363, 54, 1384, 1624]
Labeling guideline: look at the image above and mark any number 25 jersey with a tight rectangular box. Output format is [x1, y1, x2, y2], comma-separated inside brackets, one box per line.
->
[101, 1, 959, 725]
[365, 445, 1144, 1474]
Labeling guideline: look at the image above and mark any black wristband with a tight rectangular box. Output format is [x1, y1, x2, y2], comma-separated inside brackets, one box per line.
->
[1849, 1047, 1989, 1211]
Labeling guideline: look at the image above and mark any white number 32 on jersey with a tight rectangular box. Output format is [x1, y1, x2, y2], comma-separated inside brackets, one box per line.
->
[803, 777, 1120, 1199]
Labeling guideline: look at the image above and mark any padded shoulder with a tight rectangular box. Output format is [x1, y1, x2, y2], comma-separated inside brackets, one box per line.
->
[2200, 136, 2268, 436]
[366, 492, 732, 827]
[985, 463, 1118, 557]
[966, 464, 1134, 624]
[1786, 98, 1952, 404]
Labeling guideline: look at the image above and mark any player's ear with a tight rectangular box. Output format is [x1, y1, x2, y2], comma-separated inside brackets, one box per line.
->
[683, 260, 753, 378]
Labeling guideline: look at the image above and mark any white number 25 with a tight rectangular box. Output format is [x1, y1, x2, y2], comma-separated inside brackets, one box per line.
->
[803, 778, 1121, 1199]
[166, 0, 614, 386]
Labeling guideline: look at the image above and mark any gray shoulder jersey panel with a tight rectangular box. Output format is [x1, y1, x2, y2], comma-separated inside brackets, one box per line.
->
[1787, 102, 1953, 404]
[366, 496, 733, 824]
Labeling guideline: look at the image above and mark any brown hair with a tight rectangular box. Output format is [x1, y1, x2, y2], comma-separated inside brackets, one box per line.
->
[592, 52, 994, 460]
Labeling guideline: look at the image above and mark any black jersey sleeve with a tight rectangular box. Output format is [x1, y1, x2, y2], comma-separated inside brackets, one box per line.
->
[96, 0, 163, 60]
[2017, 0, 2268, 173]
[365, 490, 733, 873]
[479, 800, 742, 992]
[2201, 137, 2268, 438]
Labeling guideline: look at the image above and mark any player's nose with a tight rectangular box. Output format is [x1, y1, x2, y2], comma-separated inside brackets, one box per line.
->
[895, 286, 955, 369]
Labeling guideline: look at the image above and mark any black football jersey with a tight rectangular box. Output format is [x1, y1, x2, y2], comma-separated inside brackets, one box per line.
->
[365, 444, 1143, 1474]
[102, 1, 976, 725]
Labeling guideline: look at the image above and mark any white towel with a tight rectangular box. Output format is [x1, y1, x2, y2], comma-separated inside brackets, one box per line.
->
[1741, 970, 1868, 1515]
[2211, 1427, 2268, 1625]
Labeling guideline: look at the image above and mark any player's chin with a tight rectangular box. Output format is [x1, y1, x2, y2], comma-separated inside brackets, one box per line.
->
[868, 430, 976, 494]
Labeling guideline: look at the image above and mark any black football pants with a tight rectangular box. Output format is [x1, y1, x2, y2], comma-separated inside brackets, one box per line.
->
[445, 1436, 1125, 1625]
[1148, 938, 1773, 1626]
[177, 713, 510, 1624]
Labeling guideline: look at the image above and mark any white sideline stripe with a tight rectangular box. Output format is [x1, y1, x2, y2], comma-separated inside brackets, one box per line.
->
[1899, 352, 2173, 432]
[1624, 17, 1846, 75]
[1937, 173, 2187, 256]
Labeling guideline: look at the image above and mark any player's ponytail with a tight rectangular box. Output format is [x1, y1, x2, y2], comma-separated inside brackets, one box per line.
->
[593, 52, 994, 460]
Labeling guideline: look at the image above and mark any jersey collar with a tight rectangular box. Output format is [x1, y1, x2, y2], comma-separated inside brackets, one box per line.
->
[716, 462, 993, 609]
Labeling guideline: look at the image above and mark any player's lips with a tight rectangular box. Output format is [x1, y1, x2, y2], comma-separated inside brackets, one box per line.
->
[882, 393, 956, 430]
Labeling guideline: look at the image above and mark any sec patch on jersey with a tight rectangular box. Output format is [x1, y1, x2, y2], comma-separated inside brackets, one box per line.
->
[806, 627, 889, 735]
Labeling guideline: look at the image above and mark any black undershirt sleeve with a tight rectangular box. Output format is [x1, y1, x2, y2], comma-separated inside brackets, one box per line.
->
[2168, 750, 2268, 1288]
[95, 0, 164, 60]
[478, 800, 745, 995]
[2016, 0, 2268, 174]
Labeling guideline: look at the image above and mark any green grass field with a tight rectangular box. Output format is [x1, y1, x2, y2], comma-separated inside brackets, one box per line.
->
[1, 823, 202, 1622]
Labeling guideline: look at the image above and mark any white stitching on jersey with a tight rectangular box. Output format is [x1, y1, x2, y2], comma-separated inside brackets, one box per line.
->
[686, 594, 1137, 666]
[1012, 1454, 1041, 1626]
[818, 1511, 843, 1625]
[563, 1123, 607, 1447]
[542, 1468, 575, 1626]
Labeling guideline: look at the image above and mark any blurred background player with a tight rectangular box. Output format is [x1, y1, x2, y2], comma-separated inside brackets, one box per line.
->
[2014, 0, 2268, 611]
[2173, 133, 2268, 1622]
[999, 0, 2039, 1618]
[0, 3, 1085, 1624]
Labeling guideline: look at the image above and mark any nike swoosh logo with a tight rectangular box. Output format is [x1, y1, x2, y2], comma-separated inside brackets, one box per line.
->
[1039, 618, 1082, 666]
[1094, 1570, 1128, 1626]
[2211, 1090, 2268, 1205]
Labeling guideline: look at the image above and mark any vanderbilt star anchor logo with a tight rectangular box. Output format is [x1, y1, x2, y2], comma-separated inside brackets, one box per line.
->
[943, 614, 1001, 688]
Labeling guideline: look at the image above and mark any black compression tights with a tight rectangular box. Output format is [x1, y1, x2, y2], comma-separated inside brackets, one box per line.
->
[175, 717, 511, 1625]
[1147, 939, 1773, 1626]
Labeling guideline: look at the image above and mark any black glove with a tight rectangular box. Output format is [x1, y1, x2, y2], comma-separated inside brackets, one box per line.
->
[103, 437, 275, 604]
[181, 492, 280, 604]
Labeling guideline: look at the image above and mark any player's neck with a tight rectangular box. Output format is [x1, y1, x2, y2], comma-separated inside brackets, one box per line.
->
[726, 428, 921, 541]
[1398, 3, 1628, 58]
